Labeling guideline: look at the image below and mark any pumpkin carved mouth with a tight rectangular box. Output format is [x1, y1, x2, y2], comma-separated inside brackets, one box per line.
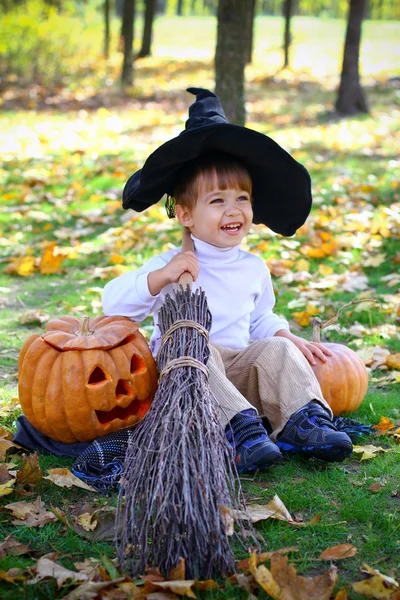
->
[96, 399, 142, 425]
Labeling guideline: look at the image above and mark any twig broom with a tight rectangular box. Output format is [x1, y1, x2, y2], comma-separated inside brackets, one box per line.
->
[116, 228, 259, 579]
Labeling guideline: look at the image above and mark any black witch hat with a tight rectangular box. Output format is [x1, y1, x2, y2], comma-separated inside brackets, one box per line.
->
[122, 87, 312, 236]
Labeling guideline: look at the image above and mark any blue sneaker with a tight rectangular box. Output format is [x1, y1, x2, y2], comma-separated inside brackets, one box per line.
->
[226, 409, 283, 473]
[276, 401, 353, 462]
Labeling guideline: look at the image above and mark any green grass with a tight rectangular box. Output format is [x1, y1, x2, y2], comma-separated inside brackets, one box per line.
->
[0, 13, 400, 600]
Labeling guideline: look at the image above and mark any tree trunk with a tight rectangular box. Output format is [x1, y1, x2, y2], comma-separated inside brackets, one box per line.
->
[335, 0, 369, 115]
[215, 0, 249, 125]
[246, 0, 256, 64]
[156, 0, 166, 14]
[177, 0, 184, 15]
[138, 0, 156, 57]
[282, 0, 294, 68]
[121, 0, 135, 87]
[104, 0, 110, 59]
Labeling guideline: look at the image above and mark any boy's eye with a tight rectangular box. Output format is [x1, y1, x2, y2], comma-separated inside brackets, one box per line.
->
[210, 198, 223, 204]
[238, 195, 249, 201]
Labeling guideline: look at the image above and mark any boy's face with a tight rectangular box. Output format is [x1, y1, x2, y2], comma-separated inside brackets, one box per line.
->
[176, 181, 253, 248]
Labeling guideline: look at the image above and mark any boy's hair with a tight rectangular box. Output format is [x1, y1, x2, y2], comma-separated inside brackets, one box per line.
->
[173, 152, 252, 211]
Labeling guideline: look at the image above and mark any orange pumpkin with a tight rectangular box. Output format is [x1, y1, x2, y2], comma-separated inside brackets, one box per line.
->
[18, 315, 158, 443]
[311, 318, 368, 415]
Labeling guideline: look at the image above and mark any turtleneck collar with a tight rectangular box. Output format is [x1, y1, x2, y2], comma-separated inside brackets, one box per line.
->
[191, 234, 241, 264]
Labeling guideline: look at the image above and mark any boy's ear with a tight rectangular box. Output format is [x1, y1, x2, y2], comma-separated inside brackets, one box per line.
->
[175, 204, 194, 228]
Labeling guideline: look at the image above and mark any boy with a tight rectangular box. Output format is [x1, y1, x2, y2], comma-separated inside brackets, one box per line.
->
[102, 88, 352, 473]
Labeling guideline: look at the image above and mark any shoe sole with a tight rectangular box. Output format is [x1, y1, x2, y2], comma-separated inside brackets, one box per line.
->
[276, 441, 353, 463]
[236, 452, 283, 473]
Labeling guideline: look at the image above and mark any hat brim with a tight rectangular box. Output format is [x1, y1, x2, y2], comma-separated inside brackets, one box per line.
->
[122, 123, 311, 236]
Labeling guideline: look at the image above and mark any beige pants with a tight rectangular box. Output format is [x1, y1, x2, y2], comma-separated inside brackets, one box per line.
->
[208, 337, 332, 440]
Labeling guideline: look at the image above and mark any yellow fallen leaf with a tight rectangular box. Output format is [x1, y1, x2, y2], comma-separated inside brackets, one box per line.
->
[352, 445, 389, 460]
[319, 544, 357, 560]
[76, 512, 97, 532]
[0, 480, 15, 497]
[110, 253, 125, 264]
[44, 468, 97, 492]
[295, 259, 310, 272]
[318, 264, 334, 276]
[386, 353, 400, 370]
[351, 563, 399, 599]
[39, 242, 65, 275]
[3, 256, 36, 276]
[254, 564, 282, 599]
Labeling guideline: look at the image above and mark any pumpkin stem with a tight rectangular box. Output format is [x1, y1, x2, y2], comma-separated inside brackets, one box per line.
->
[312, 297, 381, 341]
[77, 317, 94, 336]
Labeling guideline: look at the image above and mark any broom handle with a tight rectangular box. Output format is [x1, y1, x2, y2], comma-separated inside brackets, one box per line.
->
[178, 227, 194, 289]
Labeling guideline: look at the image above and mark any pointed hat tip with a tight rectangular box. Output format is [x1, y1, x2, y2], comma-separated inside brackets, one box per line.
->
[186, 87, 216, 98]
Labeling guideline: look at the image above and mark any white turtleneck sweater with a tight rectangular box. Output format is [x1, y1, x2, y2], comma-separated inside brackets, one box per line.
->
[102, 236, 290, 356]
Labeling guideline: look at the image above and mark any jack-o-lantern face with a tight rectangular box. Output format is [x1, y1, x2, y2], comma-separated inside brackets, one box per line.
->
[18, 315, 158, 443]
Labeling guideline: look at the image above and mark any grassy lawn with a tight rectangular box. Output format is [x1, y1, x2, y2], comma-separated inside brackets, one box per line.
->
[0, 12, 400, 600]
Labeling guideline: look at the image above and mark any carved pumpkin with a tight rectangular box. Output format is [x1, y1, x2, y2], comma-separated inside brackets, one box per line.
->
[311, 317, 368, 415]
[18, 315, 158, 443]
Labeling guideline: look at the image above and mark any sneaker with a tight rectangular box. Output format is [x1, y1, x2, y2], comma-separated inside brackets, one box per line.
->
[276, 401, 353, 462]
[226, 409, 283, 473]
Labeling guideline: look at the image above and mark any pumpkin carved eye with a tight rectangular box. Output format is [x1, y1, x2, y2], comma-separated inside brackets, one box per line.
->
[88, 366, 110, 385]
[131, 354, 146, 374]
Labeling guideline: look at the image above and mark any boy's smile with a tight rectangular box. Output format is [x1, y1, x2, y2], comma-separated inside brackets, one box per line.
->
[176, 185, 253, 248]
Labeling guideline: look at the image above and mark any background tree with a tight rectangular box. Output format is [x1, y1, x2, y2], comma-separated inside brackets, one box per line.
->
[121, 0, 135, 87]
[336, 0, 369, 115]
[138, 0, 157, 57]
[245, 0, 257, 64]
[104, 0, 111, 59]
[177, 0, 184, 15]
[215, 0, 249, 125]
[283, 0, 294, 68]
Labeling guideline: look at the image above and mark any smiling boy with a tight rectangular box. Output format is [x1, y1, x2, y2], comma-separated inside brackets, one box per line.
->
[102, 88, 353, 472]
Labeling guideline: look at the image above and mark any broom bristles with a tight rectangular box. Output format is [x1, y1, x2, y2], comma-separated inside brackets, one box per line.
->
[116, 287, 259, 579]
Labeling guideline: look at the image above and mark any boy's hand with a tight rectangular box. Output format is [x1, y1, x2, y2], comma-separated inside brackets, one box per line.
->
[274, 329, 332, 366]
[148, 252, 199, 296]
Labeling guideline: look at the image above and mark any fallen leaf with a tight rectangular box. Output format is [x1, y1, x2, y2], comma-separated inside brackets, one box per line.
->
[368, 483, 382, 493]
[44, 468, 97, 491]
[234, 495, 320, 527]
[351, 563, 399, 599]
[76, 512, 98, 531]
[0, 536, 31, 558]
[15, 452, 42, 488]
[386, 353, 400, 370]
[3, 256, 36, 276]
[153, 580, 197, 598]
[19, 309, 50, 325]
[193, 579, 218, 591]
[0, 479, 15, 496]
[0, 427, 17, 461]
[28, 557, 88, 586]
[237, 546, 299, 571]
[352, 445, 389, 460]
[219, 504, 234, 536]
[373, 416, 396, 433]
[319, 544, 358, 560]
[61, 579, 125, 600]
[5, 496, 58, 527]
[0, 568, 26, 583]
[334, 588, 349, 599]
[168, 558, 185, 581]
[39, 242, 65, 274]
